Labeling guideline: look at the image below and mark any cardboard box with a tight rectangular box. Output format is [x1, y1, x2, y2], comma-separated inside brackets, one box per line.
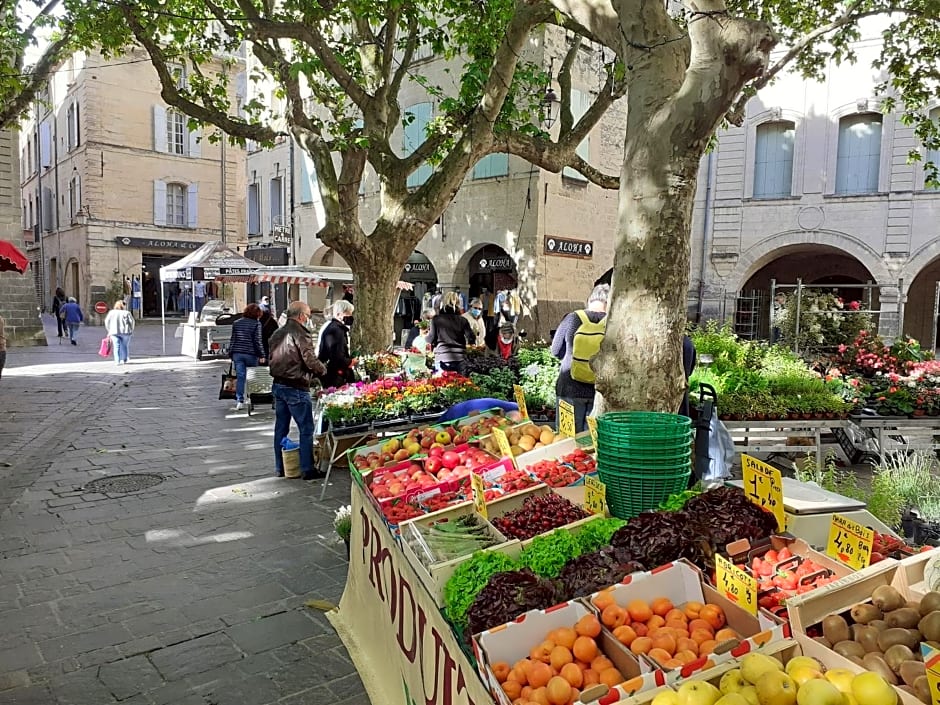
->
[472, 600, 667, 705]
[485, 485, 598, 547]
[584, 560, 788, 685]
[896, 546, 940, 599]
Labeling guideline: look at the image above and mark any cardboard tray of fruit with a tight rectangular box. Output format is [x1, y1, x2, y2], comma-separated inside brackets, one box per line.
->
[476, 421, 565, 460]
[892, 546, 940, 600]
[582, 560, 789, 686]
[485, 485, 598, 548]
[785, 557, 933, 704]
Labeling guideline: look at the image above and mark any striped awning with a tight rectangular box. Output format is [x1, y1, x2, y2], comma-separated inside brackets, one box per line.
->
[215, 265, 413, 291]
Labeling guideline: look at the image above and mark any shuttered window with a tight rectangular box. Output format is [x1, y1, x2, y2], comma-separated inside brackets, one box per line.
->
[925, 108, 940, 191]
[403, 102, 433, 188]
[836, 113, 882, 194]
[473, 153, 509, 180]
[562, 89, 591, 182]
[753, 121, 795, 198]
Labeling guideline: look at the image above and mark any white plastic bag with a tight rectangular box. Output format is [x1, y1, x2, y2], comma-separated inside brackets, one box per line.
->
[704, 416, 735, 482]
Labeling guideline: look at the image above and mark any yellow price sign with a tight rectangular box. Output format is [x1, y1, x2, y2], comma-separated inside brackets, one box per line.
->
[586, 416, 598, 450]
[470, 472, 487, 519]
[491, 427, 516, 468]
[583, 475, 606, 515]
[715, 554, 758, 616]
[513, 385, 529, 420]
[920, 644, 940, 705]
[558, 400, 576, 438]
[826, 513, 874, 571]
[741, 454, 786, 532]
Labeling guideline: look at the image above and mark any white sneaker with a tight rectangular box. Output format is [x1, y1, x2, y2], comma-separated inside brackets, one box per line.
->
[234, 402, 244, 411]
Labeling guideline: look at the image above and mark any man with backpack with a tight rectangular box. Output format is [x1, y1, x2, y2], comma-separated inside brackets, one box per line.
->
[550, 284, 609, 433]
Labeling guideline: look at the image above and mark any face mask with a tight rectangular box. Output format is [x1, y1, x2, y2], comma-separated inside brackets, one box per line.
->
[470, 308, 482, 318]
[501, 306, 510, 313]
[343, 316, 354, 327]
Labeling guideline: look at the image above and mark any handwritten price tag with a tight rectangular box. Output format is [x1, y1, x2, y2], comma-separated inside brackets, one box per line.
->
[826, 514, 874, 570]
[513, 385, 529, 420]
[741, 454, 786, 532]
[920, 644, 940, 705]
[470, 472, 487, 519]
[586, 416, 598, 450]
[584, 475, 606, 515]
[558, 400, 576, 438]
[715, 554, 757, 616]
[491, 427, 516, 468]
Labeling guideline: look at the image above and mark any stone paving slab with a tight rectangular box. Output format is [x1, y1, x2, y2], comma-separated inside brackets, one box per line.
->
[0, 319, 370, 705]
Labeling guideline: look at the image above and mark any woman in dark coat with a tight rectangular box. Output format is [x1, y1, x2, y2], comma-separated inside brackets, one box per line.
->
[318, 300, 355, 389]
[259, 309, 279, 360]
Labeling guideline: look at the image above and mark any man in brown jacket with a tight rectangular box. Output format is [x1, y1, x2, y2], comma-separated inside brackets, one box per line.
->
[268, 301, 327, 480]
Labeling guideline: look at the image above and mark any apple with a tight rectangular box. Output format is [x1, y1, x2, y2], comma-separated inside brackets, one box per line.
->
[420, 436, 433, 448]
[452, 465, 470, 478]
[754, 671, 796, 705]
[796, 679, 843, 705]
[740, 653, 783, 685]
[676, 680, 721, 705]
[652, 692, 680, 705]
[393, 449, 410, 462]
[425, 457, 443, 475]
[785, 658, 822, 677]
[388, 482, 404, 496]
[435, 431, 452, 445]
[441, 451, 460, 469]
[720, 670, 747, 696]
[850, 673, 897, 705]
[823, 669, 855, 695]
[788, 666, 823, 687]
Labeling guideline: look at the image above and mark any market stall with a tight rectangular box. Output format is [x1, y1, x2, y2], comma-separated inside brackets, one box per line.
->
[324, 400, 940, 705]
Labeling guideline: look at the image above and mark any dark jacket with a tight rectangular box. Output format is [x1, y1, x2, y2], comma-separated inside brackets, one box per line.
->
[52, 295, 65, 317]
[229, 317, 265, 359]
[551, 309, 606, 399]
[269, 319, 326, 390]
[260, 313, 279, 359]
[428, 311, 474, 364]
[318, 319, 353, 389]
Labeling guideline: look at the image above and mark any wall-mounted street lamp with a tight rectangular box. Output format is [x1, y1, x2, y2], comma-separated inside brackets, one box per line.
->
[540, 88, 559, 129]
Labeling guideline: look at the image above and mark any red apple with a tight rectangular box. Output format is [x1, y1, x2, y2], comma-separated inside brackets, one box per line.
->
[441, 451, 460, 470]
[425, 457, 443, 475]
[452, 465, 470, 478]
[428, 446, 444, 458]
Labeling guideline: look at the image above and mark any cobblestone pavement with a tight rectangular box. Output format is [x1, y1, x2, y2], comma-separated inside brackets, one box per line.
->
[0, 316, 368, 705]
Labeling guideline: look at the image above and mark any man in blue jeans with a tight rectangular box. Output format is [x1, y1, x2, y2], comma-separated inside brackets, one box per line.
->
[268, 301, 327, 480]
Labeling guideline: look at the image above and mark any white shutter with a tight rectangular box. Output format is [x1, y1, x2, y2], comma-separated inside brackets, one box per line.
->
[188, 128, 201, 158]
[153, 180, 167, 225]
[186, 183, 198, 228]
[39, 122, 52, 168]
[153, 105, 168, 152]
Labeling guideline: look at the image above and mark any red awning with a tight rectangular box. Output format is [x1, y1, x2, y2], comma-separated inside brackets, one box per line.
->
[0, 239, 28, 274]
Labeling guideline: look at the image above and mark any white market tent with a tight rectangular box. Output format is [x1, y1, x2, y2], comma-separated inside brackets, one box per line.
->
[159, 241, 262, 354]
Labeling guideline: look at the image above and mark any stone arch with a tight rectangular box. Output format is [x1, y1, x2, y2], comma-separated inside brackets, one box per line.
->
[900, 242, 940, 346]
[308, 246, 348, 268]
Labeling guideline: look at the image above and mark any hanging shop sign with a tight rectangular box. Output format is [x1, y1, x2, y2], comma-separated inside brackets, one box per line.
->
[476, 256, 514, 271]
[115, 237, 201, 251]
[272, 225, 293, 245]
[404, 262, 433, 273]
[544, 236, 593, 259]
[246, 247, 289, 266]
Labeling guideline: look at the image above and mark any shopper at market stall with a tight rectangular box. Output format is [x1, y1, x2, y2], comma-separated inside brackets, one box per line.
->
[259, 308, 279, 360]
[428, 291, 475, 373]
[229, 303, 266, 411]
[319, 300, 356, 389]
[405, 308, 435, 350]
[462, 298, 486, 346]
[269, 301, 328, 480]
[488, 321, 519, 361]
[550, 283, 609, 432]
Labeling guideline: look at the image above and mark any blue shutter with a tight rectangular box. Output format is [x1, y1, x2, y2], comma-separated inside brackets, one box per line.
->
[753, 121, 795, 198]
[403, 102, 432, 188]
[247, 184, 260, 234]
[836, 114, 882, 194]
[925, 108, 940, 190]
[187, 183, 198, 228]
[563, 89, 590, 182]
[473, 153, 509, 180]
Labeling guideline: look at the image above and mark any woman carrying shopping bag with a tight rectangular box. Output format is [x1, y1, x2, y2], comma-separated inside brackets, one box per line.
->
[104, 301, 136, 365]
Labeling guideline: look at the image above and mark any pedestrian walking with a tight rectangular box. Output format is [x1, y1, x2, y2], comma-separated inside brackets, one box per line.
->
[268, 301, 327, 480]
[0, 313, 6, 379]
[428, 291, 474, 374]
[194, 280, 207, 314]
[462, 298, 485, 346]
[318, 300, 355, 389]
[60, 297, 84, 346]
[229, 303, 266, 411]
[550, 283, 609, 433]
[104, 300, 136, 365]
[51, 287, 66, 338]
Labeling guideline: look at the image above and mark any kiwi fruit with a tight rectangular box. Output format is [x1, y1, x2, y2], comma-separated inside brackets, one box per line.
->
[850, 603, 883, 624]
[886, 607, 923, 629]
[907, 600, 923, 610]
[919, 610, 940, 642]
[873, 585, 907, 612]
[833, 640, 866, 660]
[919, 591, 940, 616]
[878, 627, 922, 651]
[869, 618, 888, 631]
[823, 614, 851, 644]
[914, 675, 932, 704]
[853, 624, 882, 653]
[900, 660, 927, 687]
[813, 636, 832, 649]
[884, 643, 915, 672]
[863, 653, 899, 685]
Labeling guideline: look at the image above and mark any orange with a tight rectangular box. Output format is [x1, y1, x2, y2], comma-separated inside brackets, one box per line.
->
[508, 666, 527, 685]
[521, 686, 533, 700]
[676, 637, 698, 655]
[665, 608, 688, 623]
[546, 676, 572, 705]
[690, 628, 714, 645]
[575, 614, 601, 638]
[688, 618, 714, 635]
[601, 604, 626, 629]
[583, 669, 599, 686]
[650, 632, 677, 655]
[560, 663, 583, 688]
[528, 661, 553, 689]
[684, 601, 704, 620]
[549, 646, 573, 672]
[612, 625, 637, 646]
[530, 686, 550, 705]
[699, 639, 718, 655]
[651, 597, 674, 617]
[714, 628, 739, 643]
[531, 640, 555, 663]
[592, 592, 615, 612]
[647, 615, 666, 630]
[674, 649, 698, 665]
[572, 636, 598, 663]
[552, 627, 578, 650]
[700, 604, 726, 630]
[630, 636, 653, 655]
[665, 618, 688, 632]
[502, 680, 522, 699]
[598, 667, 624, 687]
[647, 648, 672, 666]
[632, 622, 648, 637]
[591, 655, 614, 673]
[627, 599, 653, 623]
[493, 662, 511, 683]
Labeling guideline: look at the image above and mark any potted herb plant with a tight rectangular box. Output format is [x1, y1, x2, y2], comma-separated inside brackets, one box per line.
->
[334, 504, 352, 559]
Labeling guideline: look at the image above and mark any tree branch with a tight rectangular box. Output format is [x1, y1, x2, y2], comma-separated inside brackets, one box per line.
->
[558, 35, 581, 135]
[498, 131, 619, 189]
[543, 0, 623, 56]
[0, 31, 70, 130]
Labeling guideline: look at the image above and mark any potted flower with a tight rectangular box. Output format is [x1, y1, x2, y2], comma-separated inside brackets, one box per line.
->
[334, 504, 352, 559]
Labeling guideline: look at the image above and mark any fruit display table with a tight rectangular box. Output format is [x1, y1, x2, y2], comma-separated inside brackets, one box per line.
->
[721, 420, 849, 470]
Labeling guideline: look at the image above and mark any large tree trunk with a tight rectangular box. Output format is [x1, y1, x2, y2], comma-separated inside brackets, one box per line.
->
[350, 253, 403, 353]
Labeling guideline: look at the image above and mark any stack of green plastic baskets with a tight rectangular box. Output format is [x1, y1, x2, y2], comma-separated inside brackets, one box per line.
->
[596, 411, 692, 519]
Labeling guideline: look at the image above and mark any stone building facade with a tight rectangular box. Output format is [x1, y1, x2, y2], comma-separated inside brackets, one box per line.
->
[0, 129, 44, 346]
[19, 50, 247, 321]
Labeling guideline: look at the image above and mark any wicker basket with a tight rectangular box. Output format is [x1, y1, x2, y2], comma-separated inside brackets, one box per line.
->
[281, 448, 302, 479]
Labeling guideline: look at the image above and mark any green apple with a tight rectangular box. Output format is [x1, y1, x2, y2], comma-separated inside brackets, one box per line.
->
[677, 680, 723, 705]
[788, 666, 823, 687]
[740, 653, 784, 685]
[823, 669, 855, 695]
[785, 657, 823, 676]
[652, 691, 681, 705]
[850, 673, 897, 705]
[755, 670, 797, 705]
[738, 686, 759, 705]
[715, 695, 750, 705]
[720, 670, 748, 695]
[796, 679, 844, 705]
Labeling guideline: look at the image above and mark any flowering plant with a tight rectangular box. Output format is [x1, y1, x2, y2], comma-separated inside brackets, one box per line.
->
[777, 290, 872, 350]
[333, 504, 352, 541]
[358, 352, 403, 380]
[832, 332, 934, 378]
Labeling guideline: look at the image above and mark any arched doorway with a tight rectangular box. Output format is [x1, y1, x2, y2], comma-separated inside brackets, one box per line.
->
[396, 251, 438, 343]
[466, 244, 517, 302]
[903, 259, 940, 349]
[737, 245, 879, 340]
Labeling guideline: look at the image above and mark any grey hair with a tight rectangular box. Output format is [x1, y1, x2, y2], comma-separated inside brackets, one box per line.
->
[68, 296, 77, 303]
[469, 298, 482, 308]
[332, 299, 354, 317]
[421, 308, 436, 320]
[285, 301, 310, 320]
[587, 284, 610, 306]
